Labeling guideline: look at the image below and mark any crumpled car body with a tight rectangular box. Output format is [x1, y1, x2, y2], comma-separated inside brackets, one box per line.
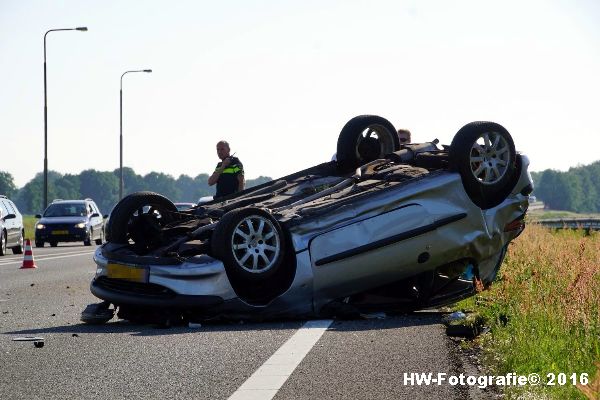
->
[88, 116, 532, 321]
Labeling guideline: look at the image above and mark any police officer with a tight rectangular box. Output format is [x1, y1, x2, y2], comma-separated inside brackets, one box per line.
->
[208, 140, 245, 198]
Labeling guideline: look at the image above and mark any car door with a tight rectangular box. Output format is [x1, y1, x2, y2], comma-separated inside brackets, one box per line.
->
[0, 201, 7, 246]
[0, 200, 15, 246]
[7, 200, 22, 244]
[90, 203, 102, 239]
[309, 204, 435, 301]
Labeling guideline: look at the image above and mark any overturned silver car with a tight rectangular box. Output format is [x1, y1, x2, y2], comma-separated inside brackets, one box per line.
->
[86, 115, 532, 323]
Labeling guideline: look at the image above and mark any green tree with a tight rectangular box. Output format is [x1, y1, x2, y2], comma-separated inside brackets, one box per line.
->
[143, 172, 180, 201]
[246, 175, 272, 188]
[0, 171, 17, 198]
[113, 167, 145, 196]
[79, 169, 119, 213]
[14, 171, 64, 214]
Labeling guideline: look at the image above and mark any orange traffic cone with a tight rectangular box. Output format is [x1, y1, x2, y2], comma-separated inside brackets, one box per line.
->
[20, 239, 37, 269]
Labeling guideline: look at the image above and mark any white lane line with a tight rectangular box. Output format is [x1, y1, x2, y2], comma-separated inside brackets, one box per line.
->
[0, 251, 95, 266]
[228, 319, 333, 400]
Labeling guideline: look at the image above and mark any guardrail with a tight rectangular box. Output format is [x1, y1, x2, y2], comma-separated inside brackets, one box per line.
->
[535, 218, 600, 231]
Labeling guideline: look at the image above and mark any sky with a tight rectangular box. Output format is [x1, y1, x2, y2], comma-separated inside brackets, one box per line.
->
[1, 0, 599, 188]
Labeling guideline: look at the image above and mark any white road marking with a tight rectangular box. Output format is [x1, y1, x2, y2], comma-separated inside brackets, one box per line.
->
[0, 250, 95, 266]
[228, 319, 333, 400]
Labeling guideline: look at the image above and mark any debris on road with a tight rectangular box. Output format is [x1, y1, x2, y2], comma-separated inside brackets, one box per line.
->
[12, 336, 45, 348]
[442, 311, 466, 324]
[443, 311, 486, 339]
[80, 302, 115, 324]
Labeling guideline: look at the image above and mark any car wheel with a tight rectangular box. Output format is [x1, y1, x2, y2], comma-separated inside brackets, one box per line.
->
[35, 240, 44, 248]
[0, 231, 6, 256]
[95, 229, 104, 245]
[106, 191, 178, 250]
[449, 121, 518, 209]
[211, 207, 285, 282]
[84, 230, 92, 246]
[11, 230, 24, 254]
[336, 115, 399, 170]
[50, 241, 58, 247]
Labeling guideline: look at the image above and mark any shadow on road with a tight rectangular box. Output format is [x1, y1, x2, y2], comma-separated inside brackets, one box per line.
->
[3, 312, 442, 337]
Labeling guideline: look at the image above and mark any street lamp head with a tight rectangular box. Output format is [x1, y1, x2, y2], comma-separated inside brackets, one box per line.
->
[143, 69, 152, 73]
[75, 27, 88, 31]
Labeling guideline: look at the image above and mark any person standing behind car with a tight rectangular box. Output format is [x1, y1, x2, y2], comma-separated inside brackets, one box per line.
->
[208, 140, 245, 199]
[397, 128, 412, 145]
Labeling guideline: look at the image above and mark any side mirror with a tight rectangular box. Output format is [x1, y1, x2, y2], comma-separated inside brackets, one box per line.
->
[103, 214, 108, 219]
[3, 214, 16, 220]
[35, 214, 42, 219]
[91, 213, 100, 218]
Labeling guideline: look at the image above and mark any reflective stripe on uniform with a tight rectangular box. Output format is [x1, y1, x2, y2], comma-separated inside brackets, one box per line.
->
[221, 166, 242, 174]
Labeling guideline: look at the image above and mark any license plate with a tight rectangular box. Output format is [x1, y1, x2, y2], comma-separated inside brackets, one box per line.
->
[106, 263, 148, 283]
[52, 230, 69, 235]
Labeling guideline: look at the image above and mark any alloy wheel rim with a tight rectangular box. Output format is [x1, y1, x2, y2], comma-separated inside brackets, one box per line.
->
[231, 215, 280, 273]
[469, 132, 510, 185]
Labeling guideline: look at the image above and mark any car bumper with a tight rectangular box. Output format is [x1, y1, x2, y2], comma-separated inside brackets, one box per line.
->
[91, 247, 237, 307]
[36, 227, 88, 242]
[90, 278, 224, 307]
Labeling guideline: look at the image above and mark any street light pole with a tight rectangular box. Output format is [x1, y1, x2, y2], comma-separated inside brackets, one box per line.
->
[119, 69, 152, 200]
[43, 27, 87, 211]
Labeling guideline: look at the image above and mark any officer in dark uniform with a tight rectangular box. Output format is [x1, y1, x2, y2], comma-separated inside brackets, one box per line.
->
[208, 140, 245, 198]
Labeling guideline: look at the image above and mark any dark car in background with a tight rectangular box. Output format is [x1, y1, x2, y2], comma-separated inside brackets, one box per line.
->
[0, 195, 24, 256]
[35, 199, 107, 247]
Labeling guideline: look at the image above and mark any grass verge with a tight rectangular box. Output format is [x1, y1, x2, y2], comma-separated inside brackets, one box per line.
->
[23, 215, 37, 241]
[455, 224, 599, 399]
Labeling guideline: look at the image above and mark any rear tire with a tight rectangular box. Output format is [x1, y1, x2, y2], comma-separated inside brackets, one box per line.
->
[0, 231, 6, 256]
[336, 115, 399, 170]
[11, 230, 24, 254]
[95, 230, 104, 245]
[449, 122, 518, 209]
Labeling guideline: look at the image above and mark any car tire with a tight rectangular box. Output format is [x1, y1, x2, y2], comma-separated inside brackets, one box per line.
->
[106, 191, 178, 246]
[35, 240, 44, 248]
[0, 231, 6, 256]
[336, 115, 399, 170]
[449, 121, 518, 209]
[11, 230, 24, 254]
[84, 230, 92, 246]
[95, 229, 104, 245]
[50, 241, 58, 247]
[211, 207, 285, 282]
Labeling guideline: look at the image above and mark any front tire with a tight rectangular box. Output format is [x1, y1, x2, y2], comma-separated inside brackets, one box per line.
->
[449, 122, 518, 209]
[106, 191, 178, 250]
[50, 241, 58, 247]
[35, 240, 44, 248]
[211, 207, 285, 282]
[84, 230, 92, 246]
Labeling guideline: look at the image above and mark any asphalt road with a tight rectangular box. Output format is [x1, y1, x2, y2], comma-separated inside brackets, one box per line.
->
[0, 244, 476, 400]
